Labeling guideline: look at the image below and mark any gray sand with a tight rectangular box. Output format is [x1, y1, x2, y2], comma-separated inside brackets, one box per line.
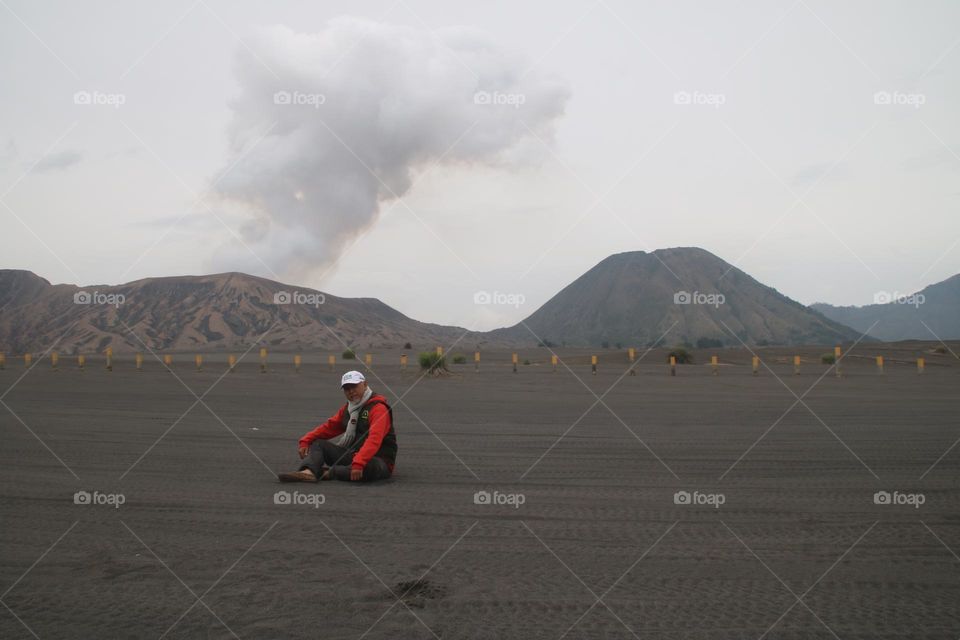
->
[1, 347, 958, 638]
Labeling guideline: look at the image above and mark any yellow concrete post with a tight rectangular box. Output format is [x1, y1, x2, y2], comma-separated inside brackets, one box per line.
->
[474, 350, 480, 372]
[24, 353, 32, 368]
[228, 354, 236, 372]
[876, 355, 884, 374]
[752, 356, 759, 376]
[711, 355, 719, 376]
[917, 357, 925, 374]
[135, 353, 143, 371]
[163, 354, 173, 366]
[628, 347, 636, 376]
[51, 351, 59, 370]
[551, 354, 558, 372]
[669, 355, 676, 376]
[400, 354, 408, 371]
[591, 354, 597, 375]
[195, 354, 203, 371]
[78, 354, 85, 370]
[328, 355, 335, 371]
[436, 346, 443, 357]
[834, 346, 842, 378]
[294, 354, 302, 373]
[793, 355, 800, 375]
[512, 352, 518, 373]
[365, 353, 372, 368]
[105, 347, 113, 372]
[0, 352, 5, 370]
[260, 347, 267, 374]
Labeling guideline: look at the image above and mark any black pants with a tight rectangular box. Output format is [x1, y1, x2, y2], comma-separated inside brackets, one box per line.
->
[299, 439, 392, 482]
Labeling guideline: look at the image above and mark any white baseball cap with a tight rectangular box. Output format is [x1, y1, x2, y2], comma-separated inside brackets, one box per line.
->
[340, 370, 366, 387]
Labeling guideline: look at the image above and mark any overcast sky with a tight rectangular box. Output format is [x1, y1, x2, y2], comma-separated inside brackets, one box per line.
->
[1, 0, 958, 331]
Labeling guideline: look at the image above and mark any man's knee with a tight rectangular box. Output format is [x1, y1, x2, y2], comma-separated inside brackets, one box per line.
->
[311, 439, 336, 457]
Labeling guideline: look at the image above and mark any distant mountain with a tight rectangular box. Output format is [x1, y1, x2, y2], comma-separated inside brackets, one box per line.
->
[0, 249, 882, 354]
[0, 270, 487, 353]
[488, 247, 866, 347]
[812, 274, 960, 342]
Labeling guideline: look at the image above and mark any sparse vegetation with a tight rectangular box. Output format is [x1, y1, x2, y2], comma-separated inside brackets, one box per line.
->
[934, 346, 947, 354]
[821, 353, 836, 364]
[668, 348, 692, 364]
[342, 348, 356, 360]
[452, 354, 466, 364]
[523, 359, 531, 365]
[419, 351, 447, 374]
[404, 342, 412, 349]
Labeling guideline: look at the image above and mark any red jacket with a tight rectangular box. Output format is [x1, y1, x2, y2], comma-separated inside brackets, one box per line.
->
[299, 394, 394, 470]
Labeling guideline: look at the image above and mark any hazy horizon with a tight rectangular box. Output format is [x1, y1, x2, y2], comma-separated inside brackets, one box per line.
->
[3, 241, 953, 326]
[2, 0, 958, 331]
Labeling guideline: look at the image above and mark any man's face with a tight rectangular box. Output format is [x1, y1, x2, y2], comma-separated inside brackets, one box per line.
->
[342, 380, 367, 403]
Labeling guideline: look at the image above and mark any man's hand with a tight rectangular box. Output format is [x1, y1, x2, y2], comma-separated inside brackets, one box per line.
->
[298, 445, 308, 459]
[350, 468, 363, 481]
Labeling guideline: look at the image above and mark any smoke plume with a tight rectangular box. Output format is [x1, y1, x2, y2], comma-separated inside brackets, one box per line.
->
[210, 17, 570, 278]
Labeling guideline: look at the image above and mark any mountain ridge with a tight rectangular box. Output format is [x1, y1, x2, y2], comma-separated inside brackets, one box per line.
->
[0, 268, 489, 353]
[812, 273, 960, 342]
[2, 247, 930, 352]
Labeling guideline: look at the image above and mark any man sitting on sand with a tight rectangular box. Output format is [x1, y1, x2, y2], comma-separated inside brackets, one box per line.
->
[278, 371, 397, 483]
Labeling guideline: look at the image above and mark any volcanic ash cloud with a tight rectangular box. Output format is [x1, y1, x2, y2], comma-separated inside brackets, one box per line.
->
[210, 17, 570, 278]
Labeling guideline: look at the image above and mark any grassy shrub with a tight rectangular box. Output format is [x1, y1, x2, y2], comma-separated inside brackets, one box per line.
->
[523, 359, 531, 365]
[419, 351, 447, 373]
[821, 353, 836, 364]
[452, 354, 466, 364]
[404, 342, 412, 349]
[342, 349, 356, 360]
[667, 348, 692, 364]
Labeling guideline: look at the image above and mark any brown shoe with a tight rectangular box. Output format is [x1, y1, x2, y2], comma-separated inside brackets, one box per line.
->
[278, 470, 318, 483]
